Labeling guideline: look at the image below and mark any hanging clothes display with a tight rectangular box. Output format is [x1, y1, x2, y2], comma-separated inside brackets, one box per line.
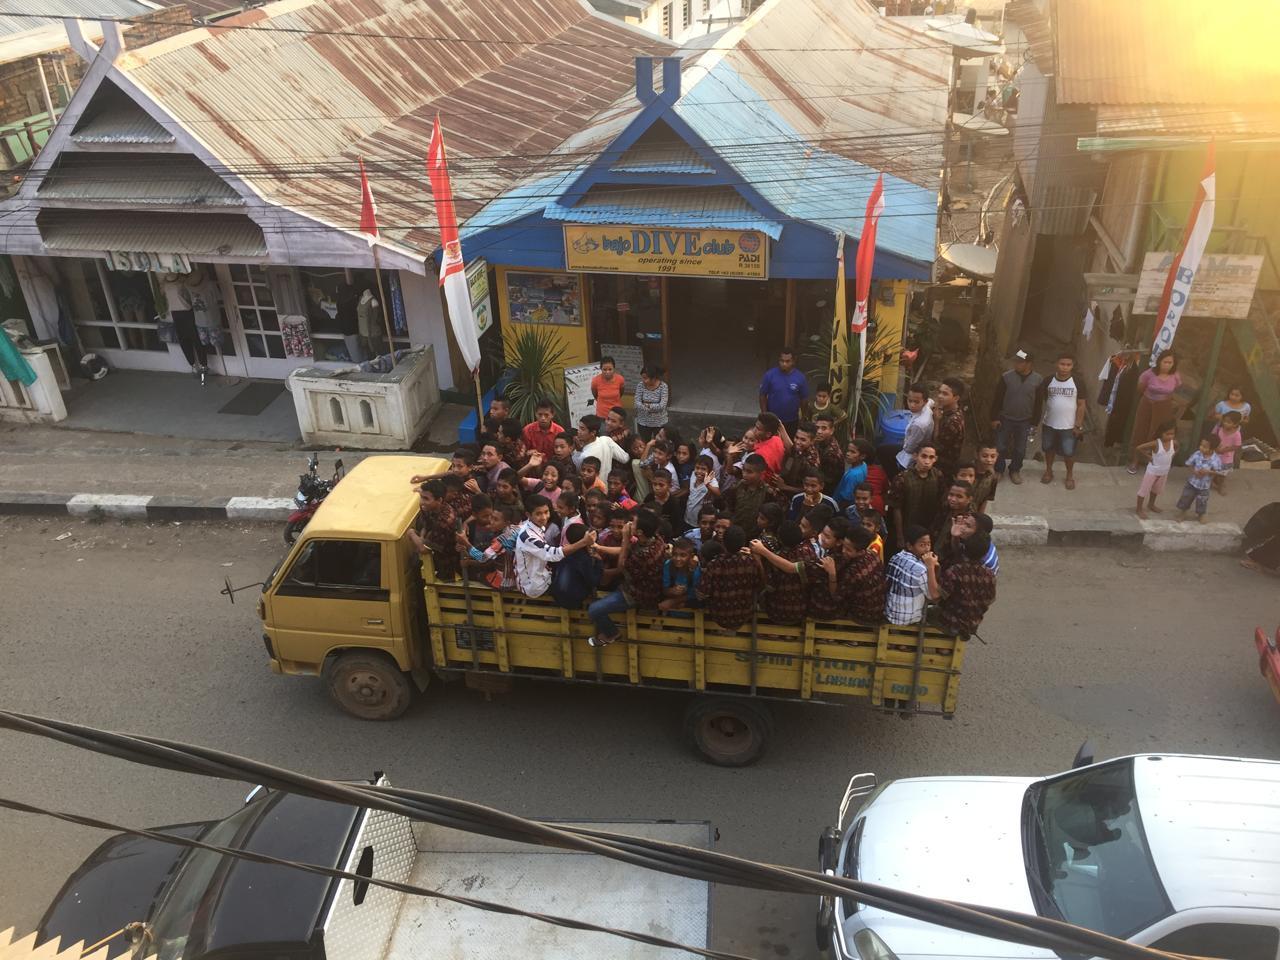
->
[388, 271, 408, 336]
[0, 326, 36, 386]
[357, 288, 386, 358]
[1100, 355, 1141, 448]
[188, 269, 226, 350]
[335, 275, 362, 362]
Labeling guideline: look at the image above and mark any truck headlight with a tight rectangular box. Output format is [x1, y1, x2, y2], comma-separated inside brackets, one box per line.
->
[853, 929, 899, 960]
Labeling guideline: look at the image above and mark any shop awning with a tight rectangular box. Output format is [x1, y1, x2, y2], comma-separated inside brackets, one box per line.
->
[38, 212, 268, 258]
[543, 185, 784, 240]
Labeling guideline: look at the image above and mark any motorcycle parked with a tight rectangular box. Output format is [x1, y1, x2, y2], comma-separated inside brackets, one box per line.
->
[284, 453, 344, 545]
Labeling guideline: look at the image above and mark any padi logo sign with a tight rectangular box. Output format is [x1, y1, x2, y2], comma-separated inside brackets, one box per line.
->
[564, 225, 768, 279]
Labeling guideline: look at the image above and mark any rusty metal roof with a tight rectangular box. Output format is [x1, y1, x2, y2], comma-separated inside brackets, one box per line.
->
[38, 210, 266, 255]
[1004, 0, 1052, 74]
[1094, 103, 1280, 139]
[115, 0, 673, 255]
[1056, 0, 1280, 106]
[37, 154, 243, 206]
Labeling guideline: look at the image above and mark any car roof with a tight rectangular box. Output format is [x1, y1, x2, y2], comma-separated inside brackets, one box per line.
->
[302, 454, 449, 541]
[1133, 754, 1280, 913]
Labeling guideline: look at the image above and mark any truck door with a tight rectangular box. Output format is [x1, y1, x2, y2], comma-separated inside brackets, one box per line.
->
[268, 537, 401, 667]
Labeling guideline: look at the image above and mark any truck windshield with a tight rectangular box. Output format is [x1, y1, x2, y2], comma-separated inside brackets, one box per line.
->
[1024, 759, 1170, 940]
[146, 801, 264, 960]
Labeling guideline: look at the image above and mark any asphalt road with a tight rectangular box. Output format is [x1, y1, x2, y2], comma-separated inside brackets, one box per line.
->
[1, 514, 1277, 958]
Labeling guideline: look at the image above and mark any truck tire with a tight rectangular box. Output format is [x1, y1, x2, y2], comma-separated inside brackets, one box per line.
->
[684, 698, 772, 766]
[326, 652, 413, 720]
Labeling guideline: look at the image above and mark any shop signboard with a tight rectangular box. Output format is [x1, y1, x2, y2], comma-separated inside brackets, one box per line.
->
[1133, 252, 1263, 319]
[105, 251, 192, 274]
[564, 225, 769, 279]
[467, 259, 493, 337]
[564, 362, 600, 424]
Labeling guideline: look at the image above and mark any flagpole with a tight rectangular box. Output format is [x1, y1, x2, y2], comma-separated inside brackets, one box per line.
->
[370, 242, 397, 369]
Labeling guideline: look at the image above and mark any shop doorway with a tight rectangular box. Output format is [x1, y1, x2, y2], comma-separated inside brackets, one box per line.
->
[666, 277, 786, 418]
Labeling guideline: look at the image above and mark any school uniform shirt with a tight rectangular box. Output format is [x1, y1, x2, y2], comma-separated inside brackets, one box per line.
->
[887, 468, 944, 534]
[970, 471, 998, 510]
[591, 373, 625, 417]
[937, 560, 996, 637]
[621, 536, 666, 608]
[443, 489, 473, 524]
[521, 421, 564, 459]
[761, 545, 815, 625]
[808, 554, 848, 620]
[758, 366, 809, 423]
[724, 481, 772, 534]
[885, 550, 929, 625]
[817, 437, 845, 491]
[415, 503, 459, 580]
[700, 553, 761, 629]
[840, 549, 887, 622]
[934, 407, 965, 477]
[642, 492, 685, 532]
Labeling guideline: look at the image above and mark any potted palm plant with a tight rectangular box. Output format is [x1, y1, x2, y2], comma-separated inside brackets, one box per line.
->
[496, 324, 571, 425]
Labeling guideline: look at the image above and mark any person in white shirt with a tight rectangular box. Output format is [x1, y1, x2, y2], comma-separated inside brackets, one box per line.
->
[514, 496, 596, 598]
[894, 384, 935, 472]
[577, 414, 630, 482]
[1035, 353, 1088, 490]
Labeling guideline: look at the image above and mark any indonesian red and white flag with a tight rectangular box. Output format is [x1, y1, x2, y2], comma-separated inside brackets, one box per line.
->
[426, 117, 482, 374]
[851, 174, 884, 334]
[358, 156, 378, 240]
[1150, 142, 1215, 366]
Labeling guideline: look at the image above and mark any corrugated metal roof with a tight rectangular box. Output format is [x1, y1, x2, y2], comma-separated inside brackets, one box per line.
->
[544, 184, 783, 237]
[115, 0, 673, 255]
[71, 101, 175, 145]
[0, 0, 152, 38]
[1056, 0, 1280, 106]
[37, 154, 243, 205]
[1004, 0, 1051, 74]
[1094, 104, 1280, 139]
[38, 211, 266, 256]
[611, 138, 714, 174]
[469, 0, 948, 268]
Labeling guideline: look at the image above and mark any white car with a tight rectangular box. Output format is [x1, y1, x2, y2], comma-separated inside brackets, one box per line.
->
[817, 751, 1280, 960]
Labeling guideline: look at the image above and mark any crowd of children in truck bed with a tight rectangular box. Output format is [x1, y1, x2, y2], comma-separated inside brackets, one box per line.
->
[407, 367, 996, 648]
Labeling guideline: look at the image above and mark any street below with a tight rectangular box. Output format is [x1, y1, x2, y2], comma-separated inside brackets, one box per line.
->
[1, 514, 1277, 959]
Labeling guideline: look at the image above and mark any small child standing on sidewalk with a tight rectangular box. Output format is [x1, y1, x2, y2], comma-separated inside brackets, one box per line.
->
[1134, 421, 1177, 520]
[1211, 411, 1243, 494]
[1177, 435, 1225, 523]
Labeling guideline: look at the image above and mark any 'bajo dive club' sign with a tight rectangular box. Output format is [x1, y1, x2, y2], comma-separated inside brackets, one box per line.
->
[563, 225, 769, 279]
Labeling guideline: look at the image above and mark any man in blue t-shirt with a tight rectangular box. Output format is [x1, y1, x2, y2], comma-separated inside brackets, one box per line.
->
[758, 347, 810, 434]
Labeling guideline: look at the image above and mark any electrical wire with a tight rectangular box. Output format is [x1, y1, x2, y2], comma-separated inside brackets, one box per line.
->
[0, 709, 1193, 960]
[0, 794, 756, 960]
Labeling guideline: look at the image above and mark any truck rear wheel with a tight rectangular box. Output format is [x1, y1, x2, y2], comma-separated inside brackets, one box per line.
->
[684, 698, 772, 766]
[326, 652, 413, 720]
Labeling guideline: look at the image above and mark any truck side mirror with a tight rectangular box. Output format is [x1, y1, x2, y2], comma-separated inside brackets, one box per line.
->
[1072, 740, 1095, 769]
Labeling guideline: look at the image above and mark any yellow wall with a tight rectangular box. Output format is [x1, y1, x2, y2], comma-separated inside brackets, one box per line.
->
[869, 279, 909, 402]
[496, 266, 592, 368]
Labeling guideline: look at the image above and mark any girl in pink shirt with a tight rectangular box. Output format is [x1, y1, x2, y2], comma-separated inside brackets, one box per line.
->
[1211, 411, 1244, 493]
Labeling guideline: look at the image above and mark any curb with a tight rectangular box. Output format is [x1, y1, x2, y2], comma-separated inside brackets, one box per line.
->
[0, 494, 1245, 552]
[0, 492, 294, 522]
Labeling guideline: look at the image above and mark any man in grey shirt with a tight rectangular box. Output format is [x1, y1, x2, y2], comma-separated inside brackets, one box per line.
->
[989, 348, 1044, 484]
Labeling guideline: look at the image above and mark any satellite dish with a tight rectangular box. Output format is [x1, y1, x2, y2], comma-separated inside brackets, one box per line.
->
[939, 242, 998, 279]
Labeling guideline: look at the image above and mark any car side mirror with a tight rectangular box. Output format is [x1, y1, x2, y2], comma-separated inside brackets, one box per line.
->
[1072, 739, 1095, 769]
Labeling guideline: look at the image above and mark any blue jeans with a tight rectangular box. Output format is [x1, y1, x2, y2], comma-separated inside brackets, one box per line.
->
[587, 589, 632, 639]
[994, 418, 1030, 474]
[1041, 426, 1078, 458]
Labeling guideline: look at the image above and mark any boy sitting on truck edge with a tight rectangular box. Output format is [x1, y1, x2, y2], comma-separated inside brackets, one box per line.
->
[750, 522, 816, 625]
[551, 523, 603, 610]
[659, 537, 702, 613]
[838, 525, 888, 623]
[884, 525, 939, 626]
[587, 509, 666, 647]
[699, 525, 764, 630]
[408, 479, 460, 581]
[933, 532, 997, 638]
[514, 495, 596, 599]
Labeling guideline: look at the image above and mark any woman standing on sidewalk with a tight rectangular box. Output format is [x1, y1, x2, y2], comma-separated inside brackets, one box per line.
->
[1128, 350, 1182, 474]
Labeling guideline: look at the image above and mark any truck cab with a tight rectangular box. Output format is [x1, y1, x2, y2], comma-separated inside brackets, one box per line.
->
[261, 455, 448, 719]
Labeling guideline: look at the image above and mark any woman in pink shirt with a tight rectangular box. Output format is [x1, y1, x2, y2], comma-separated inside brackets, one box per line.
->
[1128, 350, 1183, 474]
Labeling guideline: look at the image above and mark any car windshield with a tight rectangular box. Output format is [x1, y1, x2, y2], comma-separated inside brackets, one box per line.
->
[145, 801, 264, 960]
[1024, 759, 1171, 939]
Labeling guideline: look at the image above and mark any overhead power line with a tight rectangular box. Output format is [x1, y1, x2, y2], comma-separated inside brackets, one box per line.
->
[0, 709, 1195, 960]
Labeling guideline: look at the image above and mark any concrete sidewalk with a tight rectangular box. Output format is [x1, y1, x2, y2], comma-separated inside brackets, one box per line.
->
[2, 421, 1278, 550]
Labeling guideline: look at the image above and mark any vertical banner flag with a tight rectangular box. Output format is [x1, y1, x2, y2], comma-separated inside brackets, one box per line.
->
[851, 174, 884, 425]
[426, 117, 482, 374]
[358, 156, 378, 239]
[1150, 142, 1215, 366]
[827, 233, 849, 409]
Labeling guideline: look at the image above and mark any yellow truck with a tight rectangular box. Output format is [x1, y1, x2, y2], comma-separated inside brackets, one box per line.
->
[257, 455, 970, 765]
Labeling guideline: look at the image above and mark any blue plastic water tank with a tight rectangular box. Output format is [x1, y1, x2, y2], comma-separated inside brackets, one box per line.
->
[878, 408, 912, 446]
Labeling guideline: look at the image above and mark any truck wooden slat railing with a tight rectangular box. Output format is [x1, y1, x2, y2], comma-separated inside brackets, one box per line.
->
[421, 555, 966, 716]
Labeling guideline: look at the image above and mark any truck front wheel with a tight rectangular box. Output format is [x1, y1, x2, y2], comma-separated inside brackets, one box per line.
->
[684, 698, 772, 766]
[326, 652, 413, 720]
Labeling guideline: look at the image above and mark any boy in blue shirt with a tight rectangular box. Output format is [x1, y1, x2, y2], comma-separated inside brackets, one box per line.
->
[834, 439, 870, 507]
[659, 537, 702, 612]
[1176, 435, 1226, 524]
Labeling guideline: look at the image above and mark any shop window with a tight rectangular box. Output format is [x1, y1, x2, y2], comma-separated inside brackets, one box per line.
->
[661, 2, 671, 35]
[230, 264, 286, 360]
[682, 0, 691, 26]
[299, 266, 409, 363]
[61, 258, 166, 353]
